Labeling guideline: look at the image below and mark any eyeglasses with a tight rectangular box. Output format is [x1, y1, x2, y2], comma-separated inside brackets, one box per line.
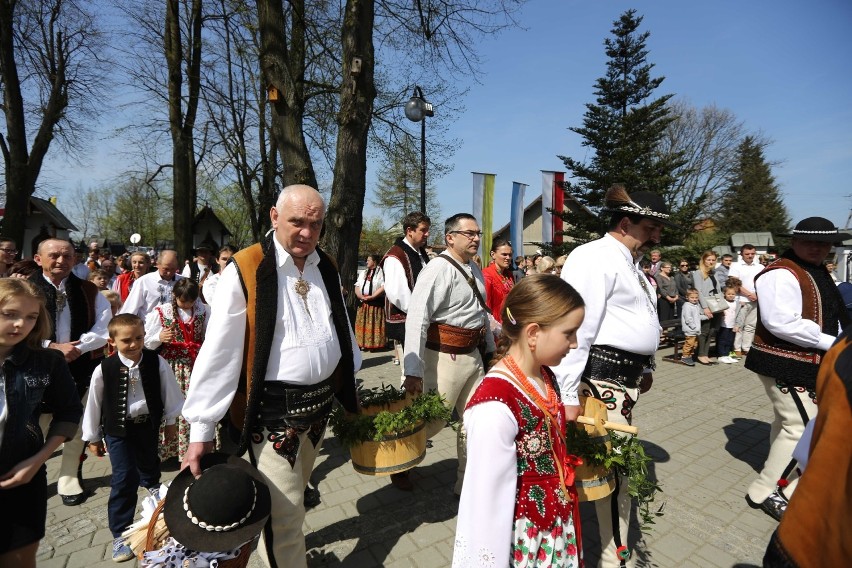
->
[0, 248, 17, 254]
[449, 230, 482, 239]
[679, 264, 688, 267]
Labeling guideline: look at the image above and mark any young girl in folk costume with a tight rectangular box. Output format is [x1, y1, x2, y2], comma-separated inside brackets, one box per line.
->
[454, 274, 585, 568]
[0, 279, 83, 568]
[354, 254, 386, 350]
[143, 278, 209, 460]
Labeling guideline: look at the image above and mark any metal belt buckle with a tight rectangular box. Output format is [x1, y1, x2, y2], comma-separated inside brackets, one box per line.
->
[130, 414, 149, 424]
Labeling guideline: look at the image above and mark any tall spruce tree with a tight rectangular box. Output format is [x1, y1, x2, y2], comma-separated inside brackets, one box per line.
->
[718, 136, 790, 236]
[371, 138, 441, 223]
[556, 10, 686, 249]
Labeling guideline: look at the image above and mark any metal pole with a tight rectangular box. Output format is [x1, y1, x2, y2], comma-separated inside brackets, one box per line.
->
[420, 117, 427, 213]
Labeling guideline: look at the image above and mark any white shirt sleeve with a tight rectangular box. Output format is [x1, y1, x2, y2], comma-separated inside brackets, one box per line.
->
[159, 355, 184, 424]
[453, 400, 518, 568]
[119, 276, 146, 317]
[182, 263, 247, 443]
[76, 293, 112, 354]
[82, 365, 105, 442]
[552, 251, 611, 405]
[404, 264, 448, 378]
[383, 256, 411, 313]
[144, 308, 164, 350]
[755, 269, 836, 352]
[181, 264, 191, 278]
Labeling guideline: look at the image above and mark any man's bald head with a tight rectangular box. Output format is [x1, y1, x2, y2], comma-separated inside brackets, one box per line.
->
[157, 249, 179, 280]
[271, 184, 325, 265]
[276, 184, 325, 213]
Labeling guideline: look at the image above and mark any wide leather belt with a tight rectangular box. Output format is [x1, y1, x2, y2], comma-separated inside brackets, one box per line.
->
[581, 345, 652, 389]
[258, 375, 335, 429]
[426, 323, 486, 355]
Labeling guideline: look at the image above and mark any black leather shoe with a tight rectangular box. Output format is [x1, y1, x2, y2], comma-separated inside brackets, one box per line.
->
[61, 490, 91, 506]
[303, 485, 321, 510]
[746, 492, 787, 521]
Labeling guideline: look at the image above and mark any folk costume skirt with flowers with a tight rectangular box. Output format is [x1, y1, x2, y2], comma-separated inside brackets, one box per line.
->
[453, 372, 581, 568]
[154, 305, 215, 461]
[354, 301, 386, 350]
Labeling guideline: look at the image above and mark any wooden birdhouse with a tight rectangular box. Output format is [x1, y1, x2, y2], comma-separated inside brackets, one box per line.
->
[267, 84, 280, 102]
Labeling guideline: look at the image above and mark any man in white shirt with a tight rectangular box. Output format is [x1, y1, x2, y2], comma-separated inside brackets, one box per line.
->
[744, 217, 850, 522]
[402, 213, 495, 494]
[119, 249, 183, 318]
[29, 238, 112, 506]
[381, 211, 431, 370]
[728, 244, 763, 356]
[181, 185, 360, 568]
[553, 185, 676, 568]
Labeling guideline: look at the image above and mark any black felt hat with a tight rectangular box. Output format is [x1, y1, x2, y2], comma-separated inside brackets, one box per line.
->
[779, 217, 852, 243]
[163, 453, 271, 552]
[600, 184, 679, 228]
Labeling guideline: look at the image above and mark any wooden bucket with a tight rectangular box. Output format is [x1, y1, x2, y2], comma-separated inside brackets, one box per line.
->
[349, 397, 427, 476]
[573, 396, 616, 502]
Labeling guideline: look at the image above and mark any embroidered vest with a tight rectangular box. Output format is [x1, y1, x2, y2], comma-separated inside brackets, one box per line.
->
[228, 237, 358, 453]
[100, 350, 164, 437]
[28, 272, 98, 344]
[157, 303, 205, 364]
[746, 257, 845, 390]
[466, 373, 572, 530]
[380, 237, 428, 341]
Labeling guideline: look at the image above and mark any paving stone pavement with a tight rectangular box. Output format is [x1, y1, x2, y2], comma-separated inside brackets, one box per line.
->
[40, 348, 779, 567]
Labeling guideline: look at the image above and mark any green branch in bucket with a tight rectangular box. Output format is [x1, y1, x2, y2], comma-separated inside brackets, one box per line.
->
[566, 426, 665, 533]
[330, 384, 454, 448]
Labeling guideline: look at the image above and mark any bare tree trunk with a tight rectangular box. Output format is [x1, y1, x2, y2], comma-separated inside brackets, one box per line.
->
[256, 0, 316, 189]
[165, 0, 203, 264]
[322, 0, 376, 310]
[0, 0, 70, 248]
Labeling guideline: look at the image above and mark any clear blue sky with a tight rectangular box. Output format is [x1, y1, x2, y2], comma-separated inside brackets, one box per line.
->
[44, 0, 852, 234]
[385, 0, 852, 231]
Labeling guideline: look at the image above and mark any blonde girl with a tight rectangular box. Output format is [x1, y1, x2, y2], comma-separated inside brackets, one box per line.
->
[0, 279, 82, 568]
[454, 274, 585, 567]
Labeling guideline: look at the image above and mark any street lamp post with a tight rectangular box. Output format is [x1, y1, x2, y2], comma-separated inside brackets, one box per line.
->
[404, 86, 434, 213]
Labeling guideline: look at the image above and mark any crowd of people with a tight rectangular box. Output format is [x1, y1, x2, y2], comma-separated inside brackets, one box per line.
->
[0, 183, 849, 568]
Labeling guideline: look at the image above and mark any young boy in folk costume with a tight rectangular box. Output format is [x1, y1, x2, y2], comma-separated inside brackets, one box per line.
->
[454, 274, 585, 568]
[143, 278, 209, 461]
[81, 314, 184, 562]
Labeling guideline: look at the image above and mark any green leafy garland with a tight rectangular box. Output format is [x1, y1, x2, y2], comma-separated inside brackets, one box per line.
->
[565, 426, 664, 532]
[329, 384, 454, 449]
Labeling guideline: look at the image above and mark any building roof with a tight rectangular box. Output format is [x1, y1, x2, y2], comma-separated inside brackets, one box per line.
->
[30, 196, 79, 232]
[193, 204, 232, 235]
[492, 192, 595, 237]
[730, 232, 774, 248]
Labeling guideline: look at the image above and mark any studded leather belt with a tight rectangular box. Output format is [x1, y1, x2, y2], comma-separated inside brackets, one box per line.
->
[581, 345, 654, 389]
[258, 375, 335, 428]
[426, 323, 486, 355]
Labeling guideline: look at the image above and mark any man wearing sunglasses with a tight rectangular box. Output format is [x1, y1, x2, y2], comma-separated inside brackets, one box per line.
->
[0, 237, 17, 277]
[401, 213, 495, 494]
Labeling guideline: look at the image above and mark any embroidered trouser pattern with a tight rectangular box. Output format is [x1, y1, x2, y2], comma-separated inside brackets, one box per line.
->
[580, 378, 640, 568]
[747, 374, 816, 503]
[422, 347, 484, 495]
[248, 424, 326, 568]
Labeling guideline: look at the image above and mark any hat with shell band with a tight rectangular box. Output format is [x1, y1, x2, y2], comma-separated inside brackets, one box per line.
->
[779, 217, 852, 244]
[600, 184, 680, 228]
[163, 453, 271, 552]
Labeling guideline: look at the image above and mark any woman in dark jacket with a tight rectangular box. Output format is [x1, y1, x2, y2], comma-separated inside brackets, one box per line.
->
[691, 251, 724, 364]
[0, 279, 82, 568]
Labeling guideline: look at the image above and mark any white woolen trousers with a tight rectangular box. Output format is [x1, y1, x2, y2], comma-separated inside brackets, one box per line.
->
[248, 426, 325, 568]
[421, 347, 484, 495]
[747, 374, 816, 503]
[39, 394, 87, 496]
[581, 378, 641, 568]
